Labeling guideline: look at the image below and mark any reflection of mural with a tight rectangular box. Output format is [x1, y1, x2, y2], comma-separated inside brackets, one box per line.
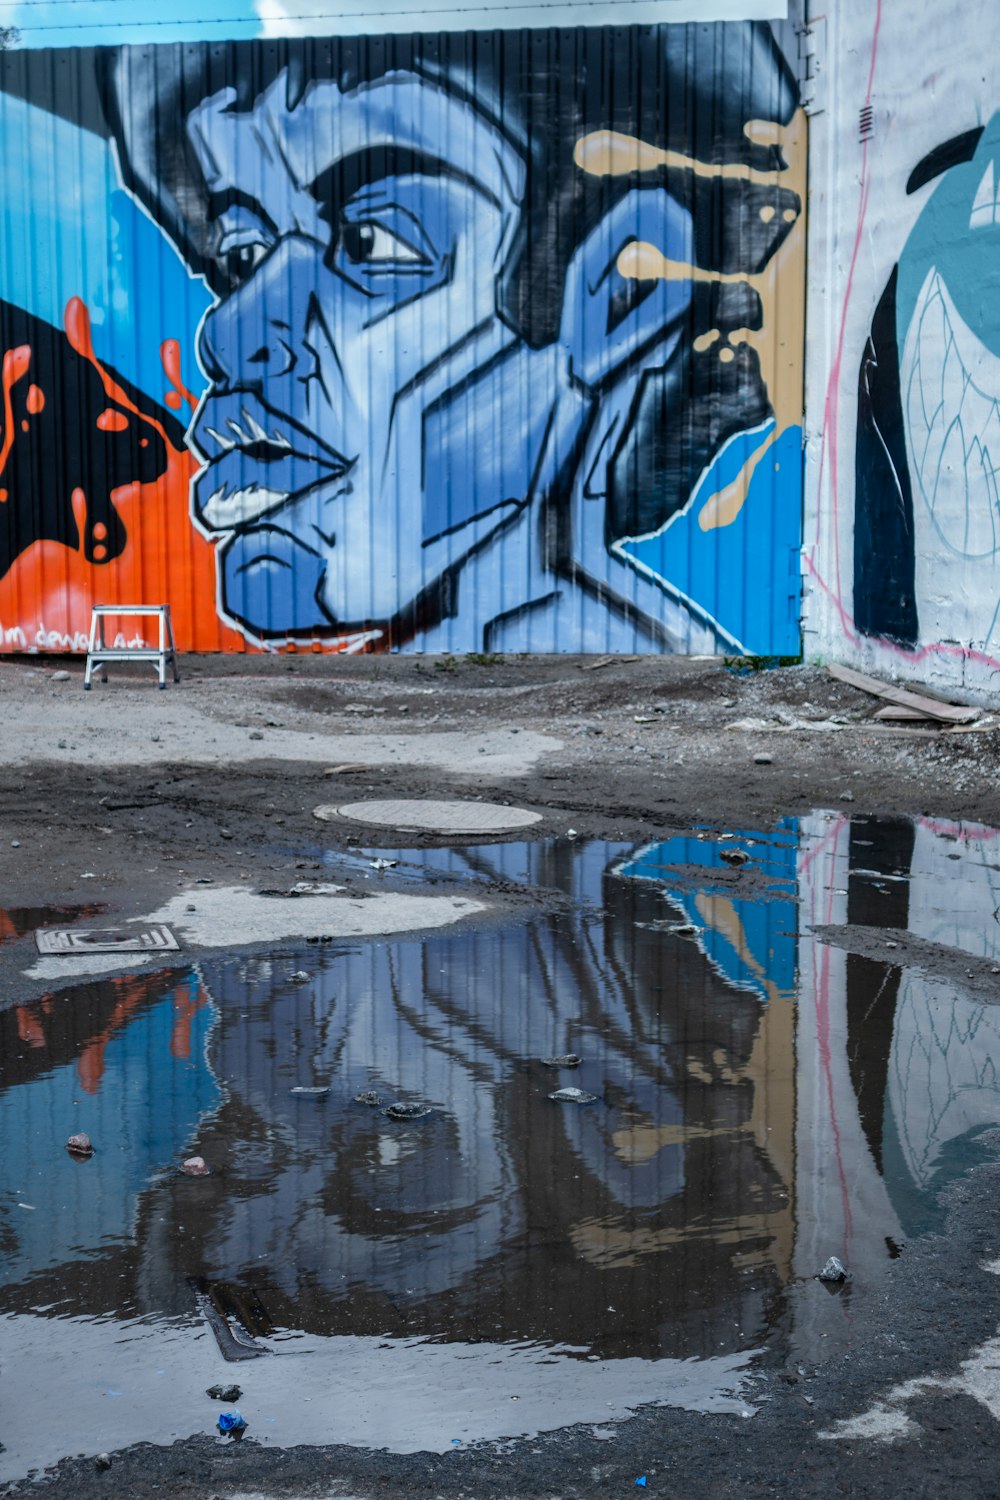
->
[0, 24, 804, 654]
[3, 820, 999, 1369]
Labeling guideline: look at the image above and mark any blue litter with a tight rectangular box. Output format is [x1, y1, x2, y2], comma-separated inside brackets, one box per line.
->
[635, 1479, 647, 1488]
[217, 1411, 248, 1440]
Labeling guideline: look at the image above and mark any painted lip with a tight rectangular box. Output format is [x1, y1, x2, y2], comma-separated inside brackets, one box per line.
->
[191, 390, 353, 531]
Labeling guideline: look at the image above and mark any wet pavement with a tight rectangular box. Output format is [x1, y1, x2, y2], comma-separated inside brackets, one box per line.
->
[2, 813, 1000, 1484]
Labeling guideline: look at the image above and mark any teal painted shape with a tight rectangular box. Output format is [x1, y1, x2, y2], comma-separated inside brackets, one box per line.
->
[0, 93, 210, 400]
[616, 421, 803, 656]
[897, 111, 1000, 358]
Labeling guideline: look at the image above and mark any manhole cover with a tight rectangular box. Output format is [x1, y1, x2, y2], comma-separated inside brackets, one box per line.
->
[313, 799, 543, 834]
[36, 925, 179, 954]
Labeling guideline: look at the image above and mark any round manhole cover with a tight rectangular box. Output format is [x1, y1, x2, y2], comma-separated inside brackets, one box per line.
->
[313, 799, 543, 834]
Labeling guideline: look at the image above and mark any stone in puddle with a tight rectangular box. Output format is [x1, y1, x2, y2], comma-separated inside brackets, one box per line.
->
[290, 1085, 330, 1097]
[818, 1256, 850, 1283]
[549, 1088, 598, 1104]
[354, 1090, 384, 1106]
[181, 1156, 210, 1176]
[383, 1102, 433, 1120]
[541, 1054, 582, 1068]
[66, 1133, 94, 1157]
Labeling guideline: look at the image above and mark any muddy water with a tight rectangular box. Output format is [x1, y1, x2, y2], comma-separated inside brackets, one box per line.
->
[2, 814, 1000, 1475]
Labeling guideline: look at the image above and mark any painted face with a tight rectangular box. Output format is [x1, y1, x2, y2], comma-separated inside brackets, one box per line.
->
[186, 71, 525, 637]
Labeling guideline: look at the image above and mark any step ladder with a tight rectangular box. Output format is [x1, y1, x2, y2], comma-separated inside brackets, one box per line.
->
[84, 605, 179, 690]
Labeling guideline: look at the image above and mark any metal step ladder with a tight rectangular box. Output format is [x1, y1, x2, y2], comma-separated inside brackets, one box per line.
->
[84, 604, 180, 690]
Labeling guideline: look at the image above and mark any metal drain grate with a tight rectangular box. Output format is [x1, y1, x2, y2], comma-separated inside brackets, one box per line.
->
[36, 925, 179, 954]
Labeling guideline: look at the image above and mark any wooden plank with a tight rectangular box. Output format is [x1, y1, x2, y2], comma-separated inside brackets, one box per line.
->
[827, 662, 981, 723]
[874, 704, 939, 722]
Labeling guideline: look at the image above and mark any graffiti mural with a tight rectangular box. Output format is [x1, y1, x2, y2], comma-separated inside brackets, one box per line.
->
[856, 118, 1000, 653]
[0, 23, 805, 654]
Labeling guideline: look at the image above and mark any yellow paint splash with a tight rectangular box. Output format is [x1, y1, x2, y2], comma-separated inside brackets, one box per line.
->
[577, 111, 807, 533]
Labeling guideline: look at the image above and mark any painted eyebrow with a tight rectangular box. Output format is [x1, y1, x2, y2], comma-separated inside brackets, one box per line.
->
[206, 188, 280, 238]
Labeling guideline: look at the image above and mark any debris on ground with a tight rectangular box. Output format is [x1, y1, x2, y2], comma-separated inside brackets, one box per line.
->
[206, 1385, 242, 1402]
[548, 1088, 598, 1104]
[216, 1411, 248, 1440]
[818, 1256, 851, 1283]
[368, 857, 398, 871]
[66, 1133, 94, 1157]
[754, 752, 773, 765]
[827, 662, 980, 726]
[180, 1156, 210, 1176]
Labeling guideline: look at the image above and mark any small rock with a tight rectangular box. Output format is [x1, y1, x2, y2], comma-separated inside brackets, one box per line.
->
[720, 848, 750, 866]
[10, 840, 19, 848]
[93, 1453, 112, 1471]
[383, 1101, 433, 1120]
[541, 1054, 582, 1068]
[354, 1090, 384, 1106]
[219, 829, 233, 839]
[207, 1384, 242, 1402]
[287, 970, 311, 984]
[369, 857, 398, 871]
[753, 752, 773, 765]
[51, 670, 70, 683]
[548, 1088, 598, 1105]
[567, 828, 579, 839]
[249, 730, 264, 740]
[181, 1156, 210, 1176]
[839, 791, 855, 803]
[817, 1256, 850, 1283]
[66, 1132, 94, 1157]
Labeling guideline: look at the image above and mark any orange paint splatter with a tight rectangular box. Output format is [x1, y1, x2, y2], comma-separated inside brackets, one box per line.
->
[0, 344, 31, 477]
[96, 408, 128, 433]
[19, 419, 28, 433]
[160, 339, 198, 413]
[0, 302, 360, 656]
[26, 384, 44, 415]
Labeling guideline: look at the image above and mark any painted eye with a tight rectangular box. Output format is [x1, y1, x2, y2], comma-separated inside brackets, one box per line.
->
[340, 221, 422, 265]
[225, 240, 269, 285]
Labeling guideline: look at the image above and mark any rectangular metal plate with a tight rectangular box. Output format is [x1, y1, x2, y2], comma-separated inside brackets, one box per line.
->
[36, 925, 180, 954]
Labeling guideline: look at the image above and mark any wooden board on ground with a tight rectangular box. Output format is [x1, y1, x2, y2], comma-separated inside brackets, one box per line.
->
[827, 662, 981, 724]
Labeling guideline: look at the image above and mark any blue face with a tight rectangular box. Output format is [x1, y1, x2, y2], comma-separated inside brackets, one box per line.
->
[185, 70, 527, 638]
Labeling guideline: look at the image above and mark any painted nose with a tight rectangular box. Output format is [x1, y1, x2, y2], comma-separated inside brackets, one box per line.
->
[198, 237, 321, 388]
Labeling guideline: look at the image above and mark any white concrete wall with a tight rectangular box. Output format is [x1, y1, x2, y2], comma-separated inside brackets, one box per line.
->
[803, 0, 1000, 699]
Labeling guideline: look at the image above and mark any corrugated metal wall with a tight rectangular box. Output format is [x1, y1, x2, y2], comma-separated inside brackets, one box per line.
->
[0, 22, 804, 655]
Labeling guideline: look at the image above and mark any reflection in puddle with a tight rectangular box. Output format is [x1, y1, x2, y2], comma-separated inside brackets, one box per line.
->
[2, 816, 1000, 1474]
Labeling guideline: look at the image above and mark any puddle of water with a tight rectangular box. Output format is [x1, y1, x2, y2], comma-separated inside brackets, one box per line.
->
[0, 902, 106, 945]
[2, 815, 1000, 1476]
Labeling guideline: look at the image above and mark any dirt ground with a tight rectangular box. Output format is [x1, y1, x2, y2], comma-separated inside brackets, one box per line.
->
[1, 650, 996, 918]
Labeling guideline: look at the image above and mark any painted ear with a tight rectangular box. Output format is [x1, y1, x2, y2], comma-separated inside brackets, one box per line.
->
[560, 189, 694, 393]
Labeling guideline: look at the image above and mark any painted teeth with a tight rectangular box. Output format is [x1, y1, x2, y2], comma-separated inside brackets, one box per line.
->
[226, 418, 251, 444]
[205, 426, 235, 453]
[242, 406, 271, 444]
[271, 428, 292, 451]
